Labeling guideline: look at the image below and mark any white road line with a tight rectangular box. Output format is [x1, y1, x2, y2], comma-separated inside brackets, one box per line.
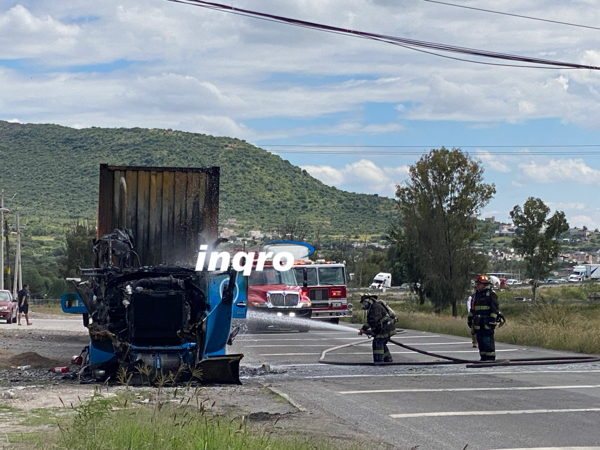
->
[390, 408, 600, 418]
[340, 384, 600, 394]
[246, 341, 472, 347]
[309, 369, 600, 379]
[236, 335, 441, 341]
[493, 447, 600, 450]
[260, 349, 519, 356]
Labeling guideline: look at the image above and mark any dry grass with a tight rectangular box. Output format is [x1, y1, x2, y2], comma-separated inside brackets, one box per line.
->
[391, 296, 600, 354]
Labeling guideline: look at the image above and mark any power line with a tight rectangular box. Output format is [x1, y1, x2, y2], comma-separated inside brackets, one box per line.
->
[259, 146, 600, 156]
[169, 0, 600, 70]
[423, 0, 600, 32]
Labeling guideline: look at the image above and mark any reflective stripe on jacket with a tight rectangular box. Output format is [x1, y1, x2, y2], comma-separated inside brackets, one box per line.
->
[467, 288, 499, 331]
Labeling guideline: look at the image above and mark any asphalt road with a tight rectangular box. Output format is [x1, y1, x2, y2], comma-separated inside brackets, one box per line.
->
[231, 320, 600, 450]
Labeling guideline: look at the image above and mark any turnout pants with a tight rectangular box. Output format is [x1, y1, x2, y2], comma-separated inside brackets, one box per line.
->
[476, 329, 496, 361]
[372, 337, 393, 363]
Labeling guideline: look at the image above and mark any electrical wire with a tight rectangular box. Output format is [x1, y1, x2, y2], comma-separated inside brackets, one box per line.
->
[260, 146, 600, 156]
[423, 0, 600, 32]
[169, 0, 600, 70]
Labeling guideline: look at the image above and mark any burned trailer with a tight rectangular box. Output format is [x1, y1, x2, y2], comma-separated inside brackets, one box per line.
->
[62, 164, 247, 384]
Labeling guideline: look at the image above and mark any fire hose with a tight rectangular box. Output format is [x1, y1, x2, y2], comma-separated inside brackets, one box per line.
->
[318, 330, 600, 368]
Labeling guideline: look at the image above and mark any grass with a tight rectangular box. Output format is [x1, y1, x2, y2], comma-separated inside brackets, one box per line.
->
[347, 284, 600, 354]
[8, 389, 361, 450]
[30, 301, 64, 315]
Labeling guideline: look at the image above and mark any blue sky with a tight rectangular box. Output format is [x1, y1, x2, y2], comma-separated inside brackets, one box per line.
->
[2, 1, 600, 228]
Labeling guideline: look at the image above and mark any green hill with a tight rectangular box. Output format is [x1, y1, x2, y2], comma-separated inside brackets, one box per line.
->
[0, 120, 397, 236]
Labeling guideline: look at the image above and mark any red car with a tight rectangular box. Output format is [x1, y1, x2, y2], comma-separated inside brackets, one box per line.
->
[0, 290, 18, 324]
[247, 266, 312, 332]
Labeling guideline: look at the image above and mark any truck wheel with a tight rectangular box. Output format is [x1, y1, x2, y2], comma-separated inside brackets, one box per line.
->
[6, 318, 10, 324]
[329, 318, 340, 324]
[298, 326, 310, 333]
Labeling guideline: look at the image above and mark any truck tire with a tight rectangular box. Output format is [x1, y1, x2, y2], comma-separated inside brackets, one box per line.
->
[329, 318, 340, 324]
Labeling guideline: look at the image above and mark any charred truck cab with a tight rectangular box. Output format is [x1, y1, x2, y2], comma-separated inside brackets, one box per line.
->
[61, 165, 247, 384]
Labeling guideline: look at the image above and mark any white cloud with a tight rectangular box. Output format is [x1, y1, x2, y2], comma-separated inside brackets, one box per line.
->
[302, 159, 409, 197]
[518, 159, 600, 185]
[568, 215, 599, 230]
[475, 150, 511, 173]
[546, 202, 586, 211]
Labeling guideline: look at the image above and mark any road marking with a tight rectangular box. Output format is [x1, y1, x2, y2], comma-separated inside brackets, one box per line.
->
[309, 369, 600, 379]
[247, 341, 472, 347]
[236, 335, 441, 341]
[340, 384, 600, 394]
[390, 408, 600, 418]
[260, 349, 519, 356]
[493, 447, 600, 450]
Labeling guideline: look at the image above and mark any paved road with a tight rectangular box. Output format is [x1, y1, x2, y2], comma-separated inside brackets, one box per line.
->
[4, 315, 87, 332]
[231, 321, 600, 450]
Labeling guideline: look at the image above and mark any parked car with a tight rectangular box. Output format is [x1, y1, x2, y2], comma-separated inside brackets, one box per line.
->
[546, 278, 559, 284]
[505, 279, 521, 285]
[0, 290, 17, 324]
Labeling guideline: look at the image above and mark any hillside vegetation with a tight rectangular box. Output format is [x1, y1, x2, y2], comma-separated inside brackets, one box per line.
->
[0, 120, 397, 235]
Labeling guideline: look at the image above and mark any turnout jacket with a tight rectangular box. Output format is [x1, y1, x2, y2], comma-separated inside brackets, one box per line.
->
[361, 300, 397, 339]
[468, 287, 499, 331]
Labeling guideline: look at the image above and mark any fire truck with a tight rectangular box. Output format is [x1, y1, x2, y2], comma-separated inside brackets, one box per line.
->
[292, 261, 351, 324]
[261, 242, 351, 324]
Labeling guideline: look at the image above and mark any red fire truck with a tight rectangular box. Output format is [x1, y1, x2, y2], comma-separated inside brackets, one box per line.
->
[292, 261, 351, 324]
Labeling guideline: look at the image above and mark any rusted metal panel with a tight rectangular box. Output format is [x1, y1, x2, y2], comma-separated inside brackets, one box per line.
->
[136, 170, 150, 266]
[97, 165, 220, 266]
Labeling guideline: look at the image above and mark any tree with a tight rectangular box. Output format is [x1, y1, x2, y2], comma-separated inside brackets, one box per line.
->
[394, 148, 495, 315]
[510, 197, 569, 301]
[60, 222, 96, 277]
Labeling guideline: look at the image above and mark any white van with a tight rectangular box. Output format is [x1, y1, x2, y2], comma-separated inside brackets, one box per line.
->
[370, 272, 392, 289]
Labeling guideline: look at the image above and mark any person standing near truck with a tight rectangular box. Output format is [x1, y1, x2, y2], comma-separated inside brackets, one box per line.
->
[468, 275, 499, 361]
[17, 284, 32, 326]
[358, 294, 396, 364]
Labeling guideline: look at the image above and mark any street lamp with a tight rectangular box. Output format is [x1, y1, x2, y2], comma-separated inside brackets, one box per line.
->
[0, 204, 9, 291]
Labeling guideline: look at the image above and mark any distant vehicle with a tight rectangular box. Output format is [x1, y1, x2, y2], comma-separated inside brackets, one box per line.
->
[505, 279, 521, 285]
[569, 274, 583, 282]
[0, 290, 17, 324]
[546, 278, 559, 284]
[488, 275, 502, 289]
[370, 272, 392, 289]
[570, 264, 600, 281]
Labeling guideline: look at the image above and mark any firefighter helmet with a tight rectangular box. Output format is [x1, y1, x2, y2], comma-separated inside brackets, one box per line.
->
[360, 294, 376, 309]
[476, 274, 491, 285]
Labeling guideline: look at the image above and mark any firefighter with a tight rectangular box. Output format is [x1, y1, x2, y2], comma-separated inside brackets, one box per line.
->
[467, 274, 499, 362]
[358, 294, 396, 364]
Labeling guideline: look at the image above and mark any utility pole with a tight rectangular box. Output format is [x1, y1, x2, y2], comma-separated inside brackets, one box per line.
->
[12, 210, 21, 298]
[0, 190, 8, 290]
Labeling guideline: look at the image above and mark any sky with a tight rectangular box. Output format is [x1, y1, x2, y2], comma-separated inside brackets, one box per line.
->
[2, 1, 600, 229]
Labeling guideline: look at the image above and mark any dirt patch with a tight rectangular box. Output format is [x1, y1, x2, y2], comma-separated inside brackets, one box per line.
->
[8, 352, 63, 370]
